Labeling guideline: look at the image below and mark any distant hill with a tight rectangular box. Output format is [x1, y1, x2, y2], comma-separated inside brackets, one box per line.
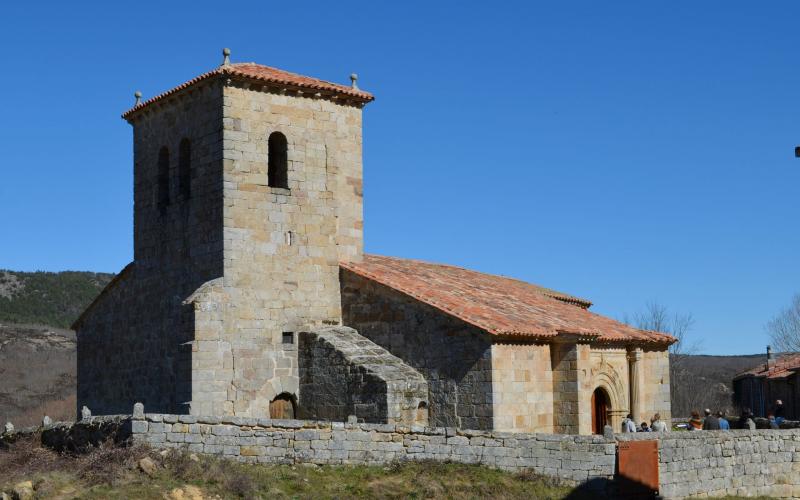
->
[0, 270, 114, 328]
[0, 269, 113, 426]
[0, 324, 76, 426]
[670, 353, 767, 418]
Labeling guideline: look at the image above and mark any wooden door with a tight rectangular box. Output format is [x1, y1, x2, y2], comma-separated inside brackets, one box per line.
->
[592, 388, 609, 434]
[269, 396, 295, 419]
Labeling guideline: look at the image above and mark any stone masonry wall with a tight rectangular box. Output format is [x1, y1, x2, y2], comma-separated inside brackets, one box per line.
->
[128, 413, 615, 485]
[194, 81, 367, 417]
[341, 270, 495, 430]
[550, 343, 586, 434]
[298, 326, 428, 425]
[127, 416, 800, 498]
[10, 414, 800, 498]
[638, 348, 671, 423]
[619, 430, 800, 499]
[490, 342, 554, 433]
[77, 81, 225, 415]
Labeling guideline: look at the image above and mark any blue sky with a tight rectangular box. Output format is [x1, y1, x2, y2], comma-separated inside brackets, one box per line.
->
[1, 1, 798, 354]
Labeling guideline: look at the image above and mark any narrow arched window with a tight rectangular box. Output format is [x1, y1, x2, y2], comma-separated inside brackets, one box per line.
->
[157, 146, 170, 212]
[268, 131, 288, 189]
[179, 138, 191, 200]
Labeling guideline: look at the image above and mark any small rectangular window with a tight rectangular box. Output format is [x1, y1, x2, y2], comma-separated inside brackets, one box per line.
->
[282, 332, 294, 345]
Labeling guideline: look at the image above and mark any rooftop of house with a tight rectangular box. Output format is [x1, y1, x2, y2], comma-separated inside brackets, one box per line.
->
[735, 353, 800, 380]
[342, 254, 676, 345]
[122, 56, 374, 120]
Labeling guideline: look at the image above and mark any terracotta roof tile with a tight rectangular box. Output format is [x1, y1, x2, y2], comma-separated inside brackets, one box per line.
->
[736, 354, 800, 380]
[123, 62, 374, 119]
[342, 254, 675, 345]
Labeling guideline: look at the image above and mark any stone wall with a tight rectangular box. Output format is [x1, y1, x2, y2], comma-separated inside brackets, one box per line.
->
[619, 430, 800, 499]
[76, 79, 226, 416]
[9, 413, 800, 498]
[491, 342, 554, 433]
[551, 343, 587, 434]
[298, 326, 428, 425]
[341, 270, 495, 430]
[638, 348, 671, 423]
[128, 413, 615, 485]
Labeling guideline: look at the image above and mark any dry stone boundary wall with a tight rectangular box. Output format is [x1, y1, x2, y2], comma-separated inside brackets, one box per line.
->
[7, 413, 800, 499]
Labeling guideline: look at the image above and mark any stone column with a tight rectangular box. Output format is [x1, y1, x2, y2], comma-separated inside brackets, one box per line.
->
[627, 348, 643, 423]
[551, 340, 592, 434]
[551, 342, 580, 434]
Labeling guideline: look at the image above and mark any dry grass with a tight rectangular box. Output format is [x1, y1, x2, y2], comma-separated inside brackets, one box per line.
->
[0, 436, 576, 499]
[0, 437, 780, 499]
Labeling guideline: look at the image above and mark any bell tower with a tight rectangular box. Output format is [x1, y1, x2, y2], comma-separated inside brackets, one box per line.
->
[114, 49, 374, 417]
[186, 51, 374, 416]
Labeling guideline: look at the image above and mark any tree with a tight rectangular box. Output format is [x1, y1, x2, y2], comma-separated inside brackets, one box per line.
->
[624, 301, 699, 362]
[766, 294, 800, 353]
[624, 302, 709, 417]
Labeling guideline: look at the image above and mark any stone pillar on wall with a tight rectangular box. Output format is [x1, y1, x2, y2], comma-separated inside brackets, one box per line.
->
[551, 340, 591, 434]
[551, 342, 578, 434]
[627, 348, 643, 423]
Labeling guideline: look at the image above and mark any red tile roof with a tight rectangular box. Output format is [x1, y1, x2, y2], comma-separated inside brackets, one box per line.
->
[342, 254, 675, 345]
[123, 62, 374, 120]
[735, 354, 800, 380]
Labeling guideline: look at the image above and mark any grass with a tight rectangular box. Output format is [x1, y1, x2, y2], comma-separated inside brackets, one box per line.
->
[0, 436, 782, 499]
[0, 435, 574, 499]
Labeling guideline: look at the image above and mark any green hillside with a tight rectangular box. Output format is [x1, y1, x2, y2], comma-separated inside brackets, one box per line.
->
[0, 270, 114, 328]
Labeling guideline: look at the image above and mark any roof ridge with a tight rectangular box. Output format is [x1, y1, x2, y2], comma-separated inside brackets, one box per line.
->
[229, 62, 343, 83]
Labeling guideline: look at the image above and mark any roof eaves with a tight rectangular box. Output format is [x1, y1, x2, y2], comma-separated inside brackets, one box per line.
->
[225, 65, 374, 102]
[122, 64, 374, 121]
[71, 263, 134, 330]
[122, 68, 222, 120]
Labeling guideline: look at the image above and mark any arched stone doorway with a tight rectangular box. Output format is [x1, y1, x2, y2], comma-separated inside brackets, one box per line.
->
[269, 392, 297, 419]
[591, 387, 611, 434]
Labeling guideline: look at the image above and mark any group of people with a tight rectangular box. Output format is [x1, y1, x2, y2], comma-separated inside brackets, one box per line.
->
[620, 412, 668, 432]
[685, 399, 786, 431]
[686, 409, 733, 430]
[619, 400, 788, 433]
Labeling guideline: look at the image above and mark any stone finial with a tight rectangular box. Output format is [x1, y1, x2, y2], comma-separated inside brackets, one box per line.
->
[42, 415, 52, 427]
[603, 424, 614, 440]
[350, 73, 359, 90]
[81, 406, 91, 420]
[133, 402, 145, 419]
[222, 48, 231, 66]
[134, 91, 142, 106]
[3, 422, 13, 434]
[347, 415, 358, 424]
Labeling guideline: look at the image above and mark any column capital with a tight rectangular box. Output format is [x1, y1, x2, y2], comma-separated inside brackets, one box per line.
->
[627, 348, 643, 362]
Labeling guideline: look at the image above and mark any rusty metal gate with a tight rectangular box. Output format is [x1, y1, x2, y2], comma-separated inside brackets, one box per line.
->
[617, 440, 659, 498]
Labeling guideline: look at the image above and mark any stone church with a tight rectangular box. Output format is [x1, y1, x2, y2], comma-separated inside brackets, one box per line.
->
[75, 50, 674, 435]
